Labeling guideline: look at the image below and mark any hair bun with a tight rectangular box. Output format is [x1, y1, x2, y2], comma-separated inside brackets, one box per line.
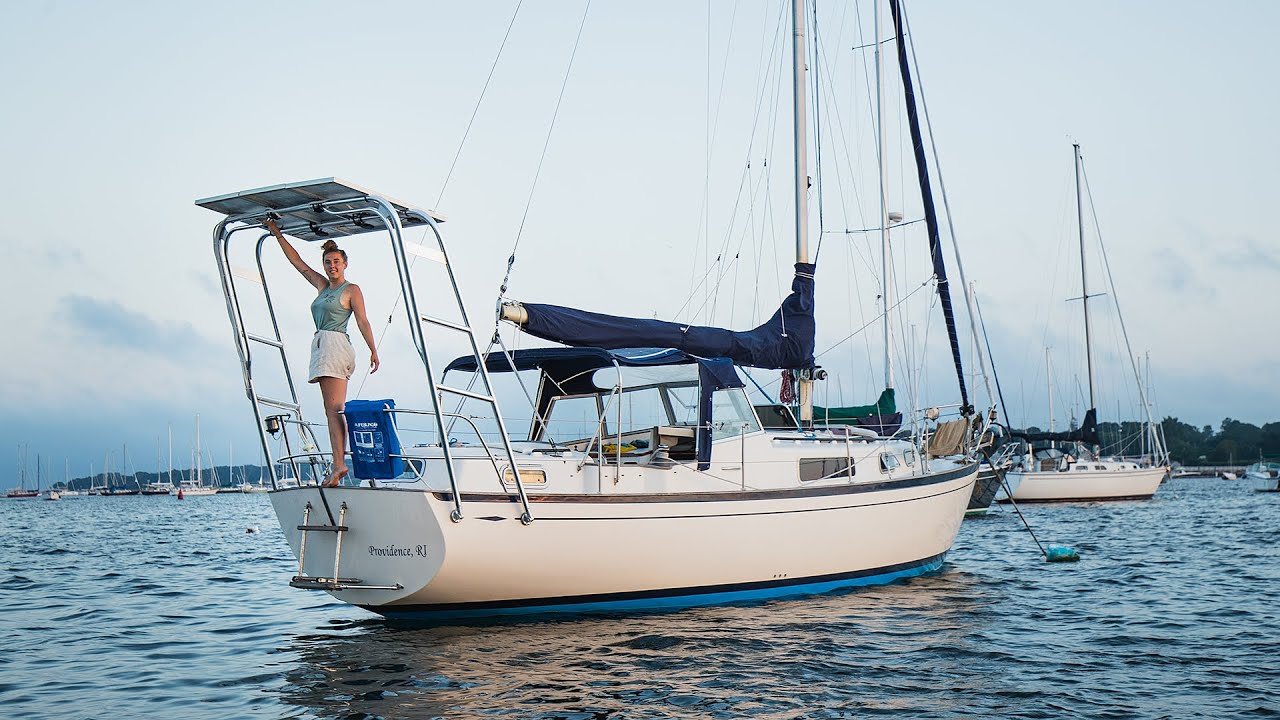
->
[320, 240, 339, 253]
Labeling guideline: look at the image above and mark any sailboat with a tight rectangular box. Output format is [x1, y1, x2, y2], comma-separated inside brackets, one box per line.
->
[173, 415, 218, 497]
[197, 0, 977, 621]
[1000, 144, 1167, 503]
[33, 456, 60, 500]
[6, 444, 39, 499]
[57, 459, 84, 497]
[143, 428, 177, 495]
[98, 448, 141, 496]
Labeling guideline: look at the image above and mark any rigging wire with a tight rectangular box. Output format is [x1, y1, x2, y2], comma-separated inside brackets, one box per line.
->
[495, 0, 593, 308]
[671, 0, 788, 326]
[670, 0, 788, 327]
[901, 3, 994, 413]
[811, 0, 826, 263]
[444, 0, 594, 431]
[1079, 156, 1164, 457]
[815, 274, 933, 360]
[972, 289, 1012, 426]
[690, 0, 744, 325]
[355, 0, 524, 397]
[437, 1, 524, 208]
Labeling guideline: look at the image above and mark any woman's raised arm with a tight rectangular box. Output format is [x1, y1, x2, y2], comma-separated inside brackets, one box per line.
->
[265, 219, 327, 291]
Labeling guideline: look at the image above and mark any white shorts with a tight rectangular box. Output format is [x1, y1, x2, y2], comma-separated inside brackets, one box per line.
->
[308, 330, 355, 383]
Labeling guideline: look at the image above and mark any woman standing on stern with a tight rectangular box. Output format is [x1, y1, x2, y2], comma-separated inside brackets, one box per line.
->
[266, 219, 380, 487]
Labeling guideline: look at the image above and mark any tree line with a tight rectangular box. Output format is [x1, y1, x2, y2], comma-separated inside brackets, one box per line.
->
[1152, 417, 1280, 466]
[1022, 417, 1280, 466]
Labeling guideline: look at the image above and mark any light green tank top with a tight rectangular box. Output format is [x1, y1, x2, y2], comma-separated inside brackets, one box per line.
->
[310, 281, 351, 333]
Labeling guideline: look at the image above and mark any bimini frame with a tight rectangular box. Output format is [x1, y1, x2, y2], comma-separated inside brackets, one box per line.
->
[197, 178, 533, 524]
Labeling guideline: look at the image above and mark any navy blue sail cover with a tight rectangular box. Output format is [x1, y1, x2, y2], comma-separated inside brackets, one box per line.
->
[1008, 408, 1100, 446]
[344, 399, 404, 479]
[518, 263, 816, 370]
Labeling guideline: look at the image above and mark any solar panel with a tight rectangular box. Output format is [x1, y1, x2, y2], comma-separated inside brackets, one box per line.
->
[195, 177, 445, 242]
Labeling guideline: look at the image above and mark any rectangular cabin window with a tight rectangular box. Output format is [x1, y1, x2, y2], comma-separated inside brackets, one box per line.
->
[544, 395, 606, 444]
[880, 453, 900, 473]
[755, 403, 798, 430]
[903, 449, 916, 466]
[617, 387, 668, 435]
[710, 388, 762, 440]
[665, 385, 700, 426]
[799, 457, 853, 482]
[503, 468, 547, 487]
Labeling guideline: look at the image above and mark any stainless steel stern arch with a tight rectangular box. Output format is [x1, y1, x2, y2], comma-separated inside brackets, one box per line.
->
[200, 179, 535, 524]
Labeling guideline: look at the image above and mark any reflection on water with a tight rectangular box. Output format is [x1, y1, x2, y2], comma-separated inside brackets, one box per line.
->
[1, 478, 1277, 719]
[280, 578, 996, 719]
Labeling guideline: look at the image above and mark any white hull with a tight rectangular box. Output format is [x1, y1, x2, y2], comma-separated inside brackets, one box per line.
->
[173, 487, 218, 497]
[1245, 467, 1280, 492]
[268, 453, 976, 620]
[991, 469, 1022, 503]
[1003, 463, 1164, 503]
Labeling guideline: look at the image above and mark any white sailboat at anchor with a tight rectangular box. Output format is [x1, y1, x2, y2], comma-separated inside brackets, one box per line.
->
[197, 0, 977, 621]
[1000, 144, 1168, 503]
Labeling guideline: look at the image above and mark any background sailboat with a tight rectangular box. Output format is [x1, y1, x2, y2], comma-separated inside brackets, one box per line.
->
[1001, 144, 1167, 503]
[6, 444, 39, 499]
[174, 415, 218, 497]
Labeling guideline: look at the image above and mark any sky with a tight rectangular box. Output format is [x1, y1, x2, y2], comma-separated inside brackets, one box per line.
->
[2, 1, 1277, 483]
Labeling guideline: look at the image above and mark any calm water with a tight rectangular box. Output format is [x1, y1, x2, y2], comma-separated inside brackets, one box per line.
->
[2, 478, 1277, 719]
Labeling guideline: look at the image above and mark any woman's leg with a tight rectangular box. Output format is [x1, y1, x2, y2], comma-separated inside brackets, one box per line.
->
[318, 376, 349, 487]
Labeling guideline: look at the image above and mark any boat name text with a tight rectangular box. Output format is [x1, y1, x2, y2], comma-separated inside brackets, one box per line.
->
[368, 544, 429, 558]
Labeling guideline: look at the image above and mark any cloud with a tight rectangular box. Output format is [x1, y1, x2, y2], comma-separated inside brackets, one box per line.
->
[1216, 235, 1280, 273]
[1151, 246, 1214, 299]
[186, 269, 219, 296]
[4, 240, 85, 269]
[58, 294, 217, 358]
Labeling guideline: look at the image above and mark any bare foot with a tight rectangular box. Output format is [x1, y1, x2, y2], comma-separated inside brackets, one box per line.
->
[322, 466, 348, 488]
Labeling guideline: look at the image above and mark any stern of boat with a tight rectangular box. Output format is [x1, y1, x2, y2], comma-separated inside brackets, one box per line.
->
[268, 486, 447, 606]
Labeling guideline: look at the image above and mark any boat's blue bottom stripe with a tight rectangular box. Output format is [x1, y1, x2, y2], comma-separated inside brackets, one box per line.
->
[364, 553, 947, 621]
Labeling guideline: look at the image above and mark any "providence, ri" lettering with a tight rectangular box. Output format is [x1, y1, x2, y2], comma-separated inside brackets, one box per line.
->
[368, 544, 423, 558]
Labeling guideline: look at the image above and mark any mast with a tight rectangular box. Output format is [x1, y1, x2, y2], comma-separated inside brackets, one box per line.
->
[168, 422, 173, 485]
[1046, 348, 1055, 449]
[888, 0, 970, 414]
[792, 0, 814, 423]
[1074, 143, 1096, 410]
[874, 0, 893, 391]
[1152, 351, 1162, 456]
[196, 413, 202, 488]
[1141, 356, 1152, 453]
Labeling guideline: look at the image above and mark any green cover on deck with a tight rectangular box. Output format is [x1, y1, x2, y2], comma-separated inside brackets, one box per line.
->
[813, 388, 896, 424]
